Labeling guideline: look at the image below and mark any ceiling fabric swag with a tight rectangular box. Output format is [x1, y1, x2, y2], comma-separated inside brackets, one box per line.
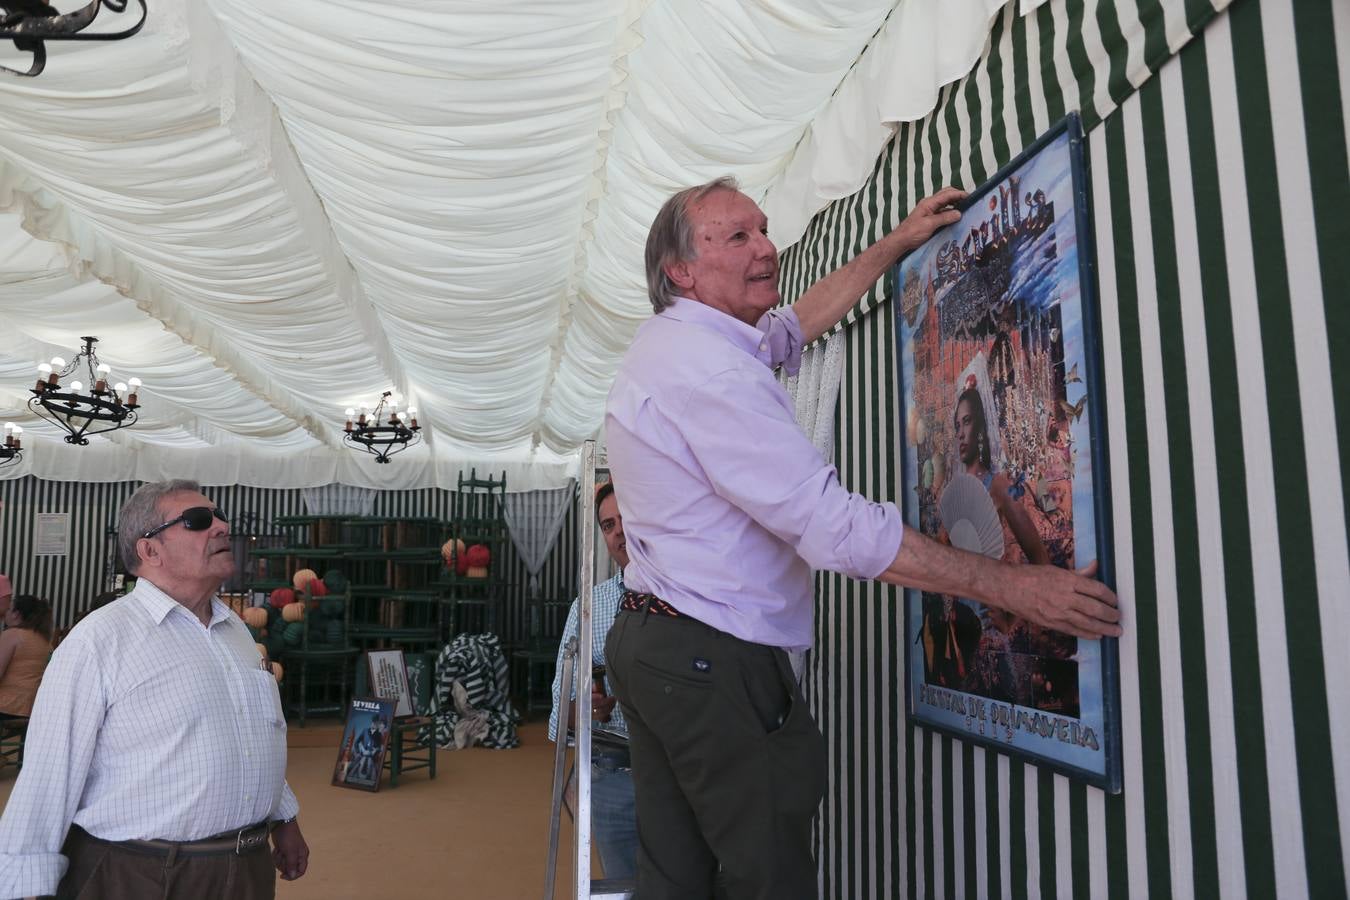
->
[500, 480, 577, 600]
[0, 0, 1012, 488]
[761, 0, 1012, 250]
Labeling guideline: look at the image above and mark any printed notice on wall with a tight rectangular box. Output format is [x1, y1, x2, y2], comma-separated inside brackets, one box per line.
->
[34, 513, 69, 557]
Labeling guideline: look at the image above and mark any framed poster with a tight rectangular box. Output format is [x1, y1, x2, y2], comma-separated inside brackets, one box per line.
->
[895, 113, 1122, 791]
[366, 649, 413, 718]
[332, 696, 395, 792]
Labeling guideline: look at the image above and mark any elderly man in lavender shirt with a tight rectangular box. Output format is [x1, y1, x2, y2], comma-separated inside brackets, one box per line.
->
[604, 176, 1122, 900]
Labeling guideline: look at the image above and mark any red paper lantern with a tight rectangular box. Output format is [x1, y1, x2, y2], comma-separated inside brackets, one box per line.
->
[268, 587, 295, 609]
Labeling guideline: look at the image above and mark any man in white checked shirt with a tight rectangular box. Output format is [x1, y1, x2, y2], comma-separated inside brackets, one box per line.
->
[0, 480, 309, 900]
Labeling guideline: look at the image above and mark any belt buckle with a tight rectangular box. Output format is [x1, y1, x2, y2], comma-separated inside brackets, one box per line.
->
[235, 827, 264, 856]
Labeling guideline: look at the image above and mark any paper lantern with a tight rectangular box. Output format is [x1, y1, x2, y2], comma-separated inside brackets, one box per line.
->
[268, 587, 294, 610]
[270, 661, 284, 683]
[320, 597, 344, 617]
[325, 620, 343, 644]
[281, 602, 305, 622]
[282, 621, 305, 646]
[442, 539, 469, 566]
[292, 568, 319, 592]
[466, 566, 488, 579]
[322, 569, 348, 594]
[242, 607, 269, 629]
[306, 577, 329, 598]
[464, 544, 491, 568]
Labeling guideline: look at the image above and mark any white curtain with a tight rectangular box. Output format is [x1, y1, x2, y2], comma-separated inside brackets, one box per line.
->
[501, 480, 577, 599]
[302, 484, 375, 517]
[778, 334, 846, 680]
[779, 333, 846, 464]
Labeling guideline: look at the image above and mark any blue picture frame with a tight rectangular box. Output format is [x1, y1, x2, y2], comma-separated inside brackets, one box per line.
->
[895, 113, 1122, 792]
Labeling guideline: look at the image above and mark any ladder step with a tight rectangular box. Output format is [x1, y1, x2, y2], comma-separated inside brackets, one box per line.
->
[590, 877, 634, 899]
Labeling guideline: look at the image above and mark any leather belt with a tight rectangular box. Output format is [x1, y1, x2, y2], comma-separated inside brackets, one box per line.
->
[80, 821, 272, 857]
[619, 590, 683, 618]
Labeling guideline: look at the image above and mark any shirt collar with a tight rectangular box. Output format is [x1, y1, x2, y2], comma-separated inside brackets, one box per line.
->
[132, 577, 229, 627]
[661, 297, 765, 358]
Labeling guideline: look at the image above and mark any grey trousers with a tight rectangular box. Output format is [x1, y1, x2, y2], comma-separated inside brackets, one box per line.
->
[56, 826, 275, 900]
[605, 609, 827, 900]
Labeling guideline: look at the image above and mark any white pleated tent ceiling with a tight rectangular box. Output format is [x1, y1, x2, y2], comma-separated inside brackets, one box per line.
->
[0, 0, 1033, 490]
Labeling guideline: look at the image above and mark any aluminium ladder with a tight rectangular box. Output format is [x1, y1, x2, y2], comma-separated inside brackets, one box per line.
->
[543, 441, 633, 900]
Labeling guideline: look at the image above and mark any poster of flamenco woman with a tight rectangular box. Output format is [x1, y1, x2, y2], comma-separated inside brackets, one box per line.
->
[896, 114, 1121, 791]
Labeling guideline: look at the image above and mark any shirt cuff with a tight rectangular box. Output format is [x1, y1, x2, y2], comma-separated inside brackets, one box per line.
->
[0, 851, 68, 899]
[757, 308, 804, 376]
[274, 783, 300, 821]
[863, 503, 906, 579]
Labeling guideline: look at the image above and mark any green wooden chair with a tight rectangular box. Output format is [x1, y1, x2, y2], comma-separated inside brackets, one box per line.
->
[354, 650, 438, 787]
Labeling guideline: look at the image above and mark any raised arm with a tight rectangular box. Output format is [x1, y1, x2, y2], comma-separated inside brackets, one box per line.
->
[791, 187, 966, 343]
[0, 638, 107, 898]
[0, 629, 19, 682]
[877, 526, 1121, 639]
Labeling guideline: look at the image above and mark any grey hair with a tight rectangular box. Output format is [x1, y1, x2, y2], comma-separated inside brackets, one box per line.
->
[118, 479, 203, 573]
[645, 176, 740, 314]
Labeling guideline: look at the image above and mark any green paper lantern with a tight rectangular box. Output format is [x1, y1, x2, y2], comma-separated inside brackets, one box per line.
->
[322, 569, 349, 594]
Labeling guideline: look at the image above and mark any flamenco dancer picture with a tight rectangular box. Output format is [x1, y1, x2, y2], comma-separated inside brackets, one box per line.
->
[902, 135, 1098, 723]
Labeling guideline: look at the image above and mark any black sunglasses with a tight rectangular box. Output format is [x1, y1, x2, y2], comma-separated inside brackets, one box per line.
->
[142, 506, 228, 540]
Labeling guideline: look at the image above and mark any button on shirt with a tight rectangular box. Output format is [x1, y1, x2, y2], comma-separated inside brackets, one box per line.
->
[0, 579, 299, 898]
[548, 573, 627, 742]
[605, 298, 903, 650]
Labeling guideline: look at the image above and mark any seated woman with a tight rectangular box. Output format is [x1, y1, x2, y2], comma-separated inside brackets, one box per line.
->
[0, 595, 53, 718]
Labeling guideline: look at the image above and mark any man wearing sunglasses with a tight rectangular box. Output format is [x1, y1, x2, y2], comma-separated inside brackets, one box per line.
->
[0, 479, 309, 900]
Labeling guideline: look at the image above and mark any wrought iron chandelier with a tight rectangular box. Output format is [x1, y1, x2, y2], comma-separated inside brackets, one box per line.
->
[0, 0, 147, 78]
[29, 336, 142, 445]
[0, 422, 22, 468]
[343, 391, 420, 464]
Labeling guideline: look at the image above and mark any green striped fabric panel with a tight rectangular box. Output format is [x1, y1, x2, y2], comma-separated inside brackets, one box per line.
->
[783, 0, 1349, 897]
[0, 477, 582, 647]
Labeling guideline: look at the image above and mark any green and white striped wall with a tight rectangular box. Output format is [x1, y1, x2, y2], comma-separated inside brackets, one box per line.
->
[0, 477, 581, 644]
[779, 0, 1348, 897]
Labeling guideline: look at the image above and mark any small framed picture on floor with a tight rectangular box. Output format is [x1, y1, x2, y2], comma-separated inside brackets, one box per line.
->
[332, 696, 395, 792]
[366, 649, 414, 718]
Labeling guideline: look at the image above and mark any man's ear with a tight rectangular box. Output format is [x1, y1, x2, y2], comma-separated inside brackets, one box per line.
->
[664, 259, 694, 292]
[135, 538, 160, 570]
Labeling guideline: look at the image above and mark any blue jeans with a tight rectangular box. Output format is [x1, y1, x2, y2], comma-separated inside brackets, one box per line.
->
[592, 760, 638, 881]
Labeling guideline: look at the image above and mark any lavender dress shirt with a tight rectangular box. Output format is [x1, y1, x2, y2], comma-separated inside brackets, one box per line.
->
[605, 297, 903, 650]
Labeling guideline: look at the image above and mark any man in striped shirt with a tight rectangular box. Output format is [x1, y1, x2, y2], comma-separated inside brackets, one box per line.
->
[0, 480, 308, 900]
